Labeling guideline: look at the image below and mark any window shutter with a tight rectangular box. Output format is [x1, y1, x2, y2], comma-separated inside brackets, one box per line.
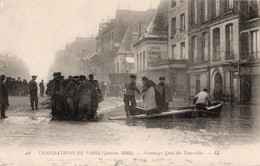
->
[241, 32, 249, 60]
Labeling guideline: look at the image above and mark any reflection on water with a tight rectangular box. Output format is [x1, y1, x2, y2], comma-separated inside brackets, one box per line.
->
[125, 104, 260, 146]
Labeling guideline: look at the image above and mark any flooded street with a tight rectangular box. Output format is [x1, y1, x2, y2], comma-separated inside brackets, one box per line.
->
[1, 97, 260, 165]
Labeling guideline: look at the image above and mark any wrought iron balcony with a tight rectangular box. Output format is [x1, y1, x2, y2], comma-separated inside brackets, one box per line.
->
[225, 50, 235, 60]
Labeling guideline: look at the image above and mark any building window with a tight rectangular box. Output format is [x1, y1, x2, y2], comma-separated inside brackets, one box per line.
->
[213, 28, 221, 61]
[251, 30, 259, 59]
[202, 32, 208, 62]
[191, 0, 197, 26]
[213, 0, 220, 17]
[241, 32, 249, 60]
[172, 44, 177, 59]
[171, 17, 176, 35]
[137, 54, 139, 71]
[225, 0, 233, 12]
[171, 0, 176, 8]
[180, 42, 185, 59]
[180, 13, 185, 31]
[201, 0, 208, 22]
[191, 36, 197, 63]
[225, 24, 234, 59]
[140, 53, 142, 71]
[143, 51, 146, 70]
[248, 0, 259, 20]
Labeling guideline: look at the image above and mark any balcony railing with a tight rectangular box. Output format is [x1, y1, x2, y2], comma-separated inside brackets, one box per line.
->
[225, 50, 235, 60]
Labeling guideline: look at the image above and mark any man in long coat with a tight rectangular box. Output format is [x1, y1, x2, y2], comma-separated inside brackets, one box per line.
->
[157, 77, 173, 111]
[64, 76, 77, 118]
[0, 75, 8, 119]
[29, 75, 38, 110]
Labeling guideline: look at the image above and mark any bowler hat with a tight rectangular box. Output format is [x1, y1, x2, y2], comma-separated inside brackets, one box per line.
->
[32, 75, 37, 78]
[130, 74, 136, 78]
[159, 76, 165, 80]
[53, 72, 61, 77]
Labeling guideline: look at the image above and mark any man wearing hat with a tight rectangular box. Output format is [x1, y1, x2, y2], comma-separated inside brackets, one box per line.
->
[157, 76, 173, 111]
[29, 75, 39, 110]
[123, 74, 140, 117]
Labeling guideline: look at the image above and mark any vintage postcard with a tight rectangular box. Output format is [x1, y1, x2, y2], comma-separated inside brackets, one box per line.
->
[0, 0, 259, 165]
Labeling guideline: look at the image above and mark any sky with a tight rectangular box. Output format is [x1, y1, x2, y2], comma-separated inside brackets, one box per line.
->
[0, 0, 160, 80]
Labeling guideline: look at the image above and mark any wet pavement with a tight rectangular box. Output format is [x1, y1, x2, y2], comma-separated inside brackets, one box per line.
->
[0, 97, 260, 165]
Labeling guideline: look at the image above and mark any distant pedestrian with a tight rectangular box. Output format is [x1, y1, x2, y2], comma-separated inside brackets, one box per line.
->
[39, 80, 45, 97]
[29, 75, 39, 110]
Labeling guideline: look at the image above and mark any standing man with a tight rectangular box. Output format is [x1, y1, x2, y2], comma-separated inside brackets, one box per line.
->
[157, 77, 173, 111]
[39, 80, 45, 97]
[64, 76, 77, 118]
[0, 75, 8, 119]
[88, 74, 103, 120]
[123, 74, 140, 117]
[29, 75, 38, 110]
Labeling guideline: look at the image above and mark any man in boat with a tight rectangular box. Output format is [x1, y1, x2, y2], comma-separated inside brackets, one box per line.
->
[142, 77, 163, 115]
[123, 74, 140, 117]
[157, 76, 173, 111]
[194, 88, 209, 111]
[29, 75, 39, 110]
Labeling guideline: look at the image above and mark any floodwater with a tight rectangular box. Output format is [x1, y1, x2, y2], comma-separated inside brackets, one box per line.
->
[0, 97, 260, 165]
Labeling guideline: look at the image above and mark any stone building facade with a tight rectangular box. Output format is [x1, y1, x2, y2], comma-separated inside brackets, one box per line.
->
[188, 0, 240, 102]
[239, 0, 260, 104]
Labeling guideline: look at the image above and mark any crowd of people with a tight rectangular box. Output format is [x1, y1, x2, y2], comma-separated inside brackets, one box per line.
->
[4, 77, 29, 96]
[0, 75, 46, 119]
[45, 73, 103, 121]
[1, 72, 212, 120]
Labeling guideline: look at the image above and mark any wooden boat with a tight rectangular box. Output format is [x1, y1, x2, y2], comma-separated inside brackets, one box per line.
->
[195, 102, 223, 117]
[109, 106, 194, 120]
[109, 102, 223, 120]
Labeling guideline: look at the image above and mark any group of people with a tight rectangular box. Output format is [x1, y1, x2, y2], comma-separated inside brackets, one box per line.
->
[0, 74, 45, 119]
[45, 73, 103, 120]
[100, 82, 124, 98]
[4, 77, 28, 96]
[123, 74, 173, 117]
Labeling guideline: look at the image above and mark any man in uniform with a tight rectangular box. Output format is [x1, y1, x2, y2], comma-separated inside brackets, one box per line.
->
[157, 76, 173, 111]
[0, 75, 8, 119]
[39, 80, 45, 97]
[123, 74, 140, 117]
[29, 75, 39, 110]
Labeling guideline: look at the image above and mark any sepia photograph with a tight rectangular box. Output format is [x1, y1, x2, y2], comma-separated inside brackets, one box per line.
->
[0, 0, 260, 165]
